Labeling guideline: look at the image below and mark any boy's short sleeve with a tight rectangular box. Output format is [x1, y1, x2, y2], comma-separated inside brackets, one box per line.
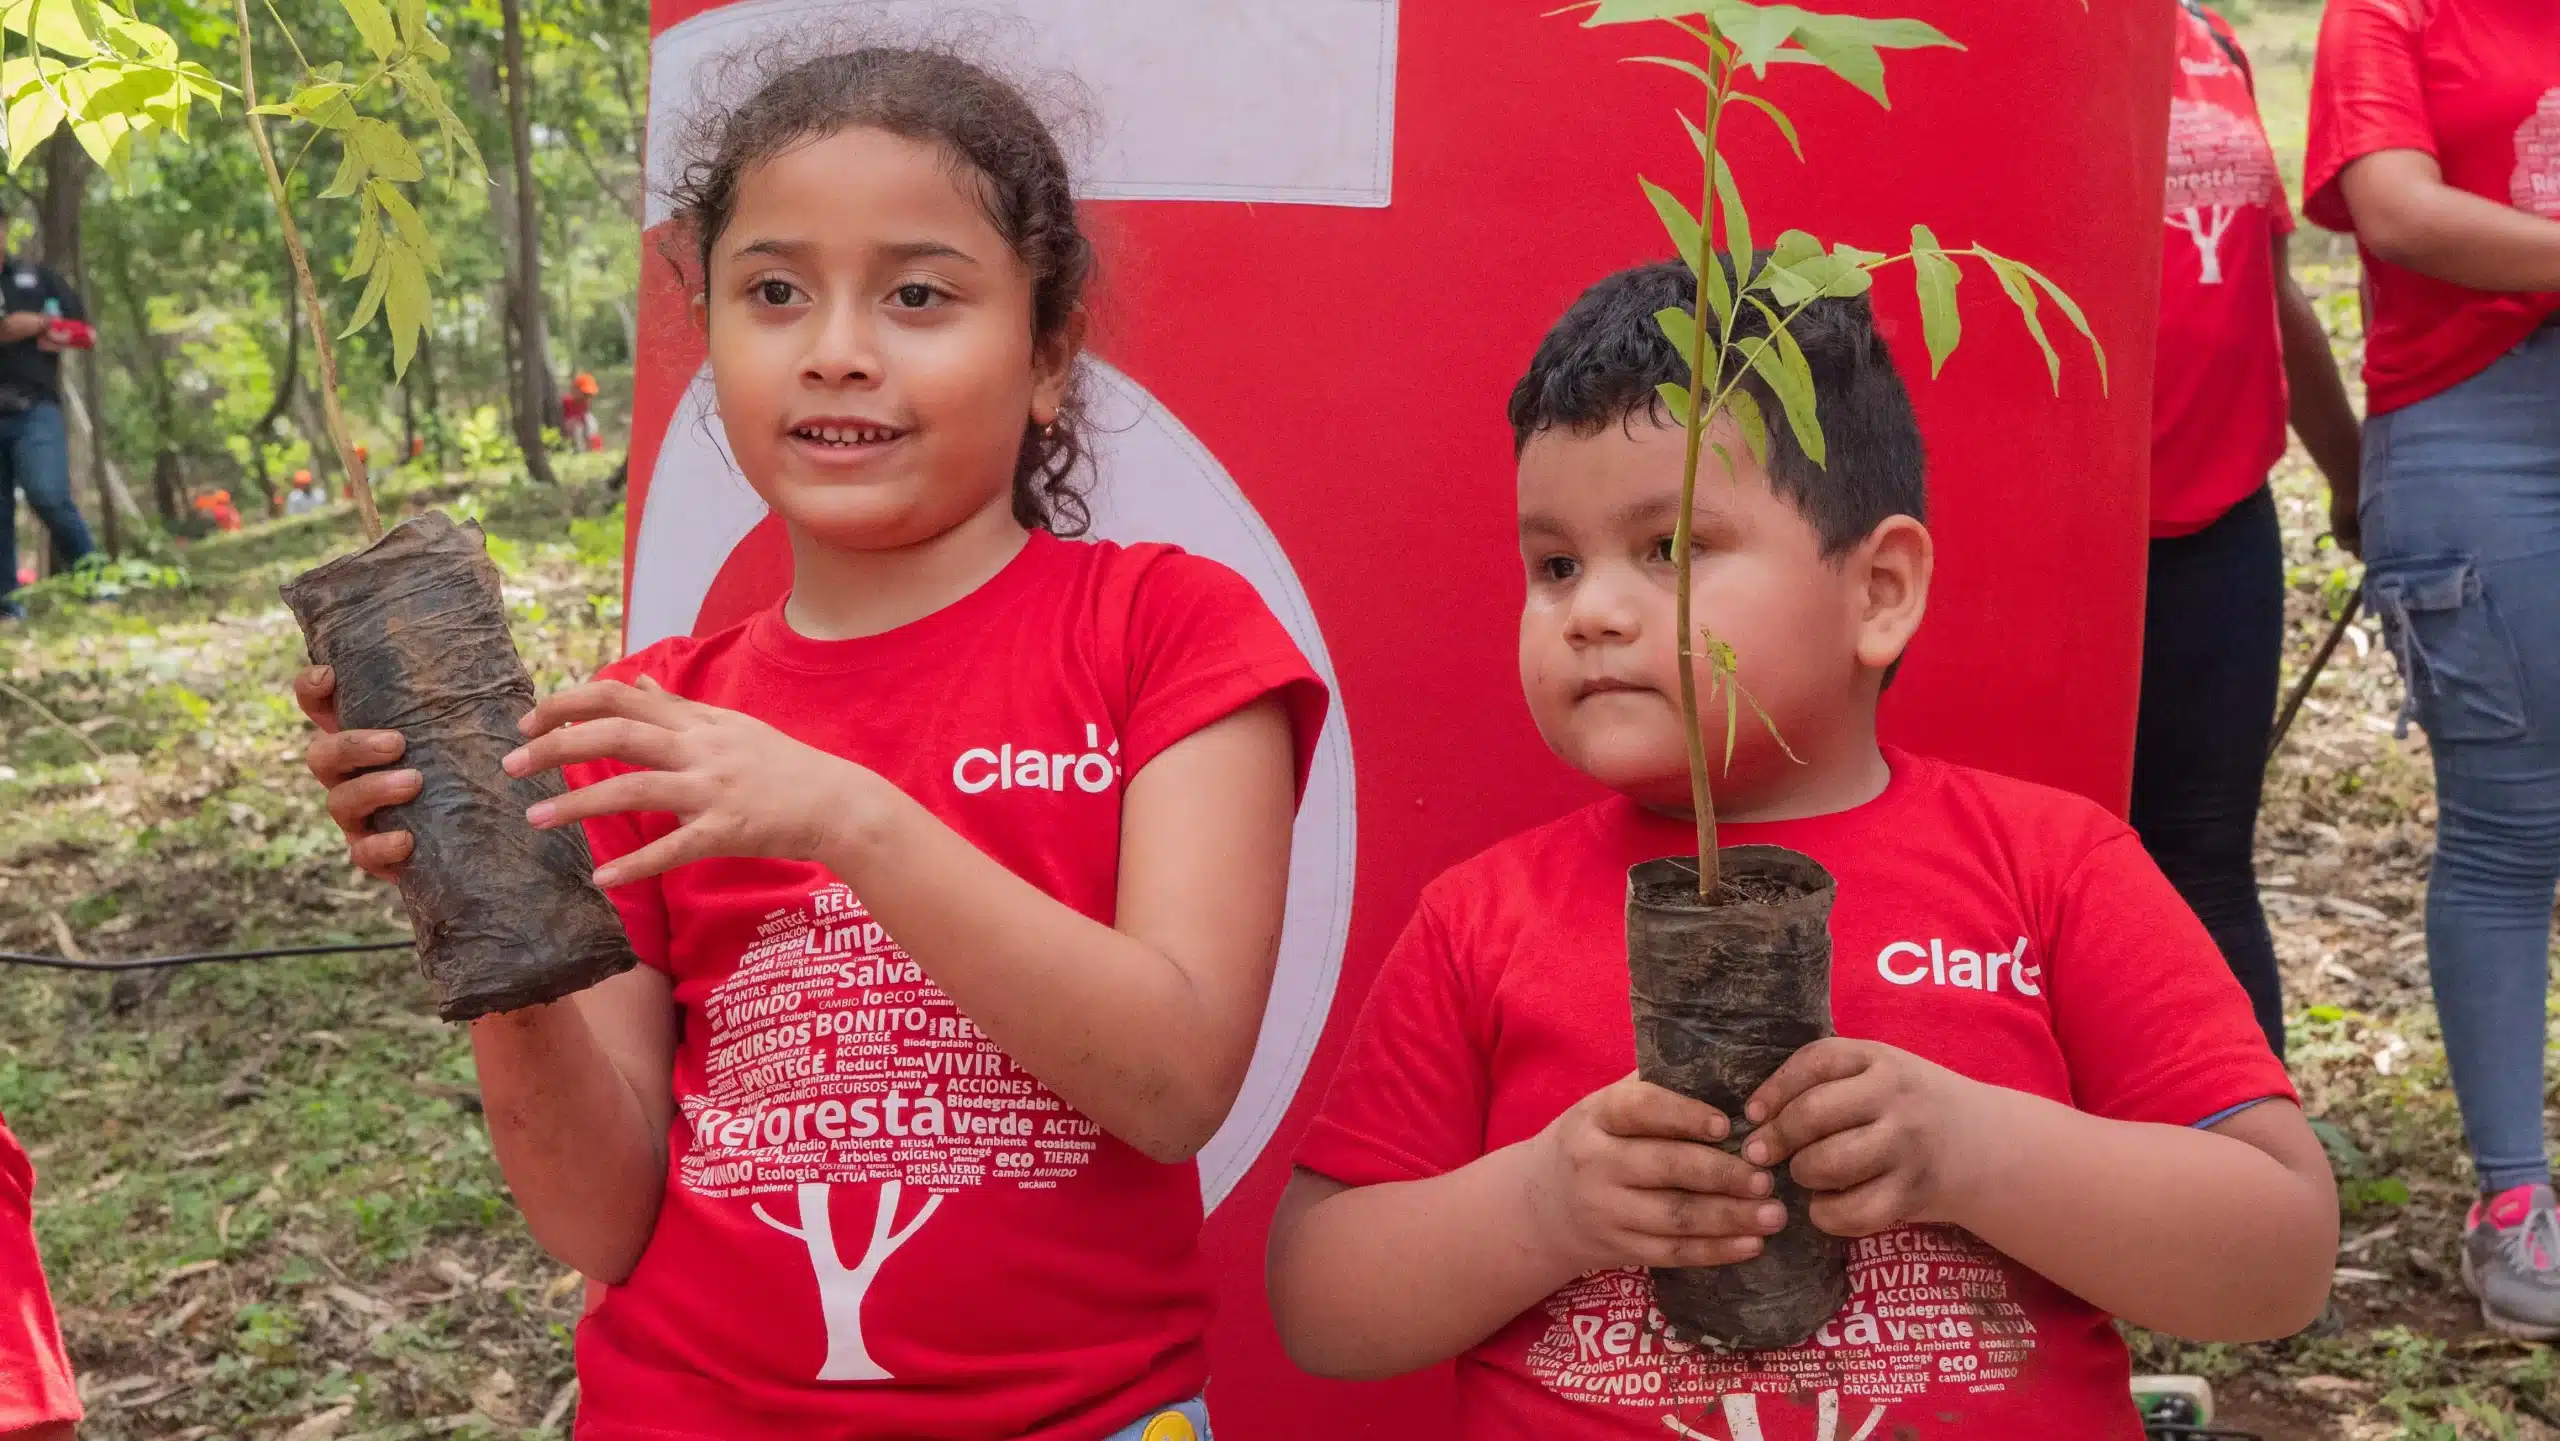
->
[2044, 833, 2295, 1126]
[2303, 0, 2430, 232]
[1297, 893, 1491, 1185]
[1118, 553, 1329, 801]
[0, 1113, 81, 1433]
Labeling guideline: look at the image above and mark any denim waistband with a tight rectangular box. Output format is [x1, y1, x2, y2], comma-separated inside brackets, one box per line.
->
[1100, 1397, 1211, 1441]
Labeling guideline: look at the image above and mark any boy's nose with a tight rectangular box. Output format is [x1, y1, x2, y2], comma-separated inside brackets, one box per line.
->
[1563, 574, 1642, 646]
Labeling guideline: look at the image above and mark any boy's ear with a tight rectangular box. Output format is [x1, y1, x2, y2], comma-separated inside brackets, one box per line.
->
[1030, 306, 1088, 424]
[1850, 515, 1932, 674]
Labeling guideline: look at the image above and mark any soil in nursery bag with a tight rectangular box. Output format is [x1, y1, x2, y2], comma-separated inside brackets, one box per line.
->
[1627, 844, 1850, 1351]
[283, 510, 637, 1022]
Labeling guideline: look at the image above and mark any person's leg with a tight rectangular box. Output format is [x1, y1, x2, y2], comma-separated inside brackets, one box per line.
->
[0, 411, 24, 619]
[2130, 485, 2288, 1058]
[13, 404, 90, 569]
[2363, 326, 2560, 1334]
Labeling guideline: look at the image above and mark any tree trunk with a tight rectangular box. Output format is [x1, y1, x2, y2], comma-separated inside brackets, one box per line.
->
[416, 318, 446, 470]
[102, 236, 184, 529]
[61, 382, 141, 530]
[53, 146, 116, 555]
[246, 259, 302, 515]
[488, 5, 559, 484]
[36, 139, 87, 273]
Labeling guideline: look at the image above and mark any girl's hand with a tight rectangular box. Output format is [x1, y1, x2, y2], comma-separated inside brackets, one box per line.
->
[1528, 1073, 1785, 1275]
[505, 678, 866, 887]
[1739, 1039, 1990, 1239]
[293, 664, 421, 882]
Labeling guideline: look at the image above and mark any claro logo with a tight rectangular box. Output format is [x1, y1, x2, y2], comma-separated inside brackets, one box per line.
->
[953, 724, 1122, 796]
[1876, 936, 2042, 997]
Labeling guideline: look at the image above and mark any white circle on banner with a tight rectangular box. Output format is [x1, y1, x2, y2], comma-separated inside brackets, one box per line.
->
[627, 359, 1355, 1212]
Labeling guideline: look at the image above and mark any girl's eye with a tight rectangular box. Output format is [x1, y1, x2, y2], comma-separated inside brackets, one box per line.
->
[892, 283, 940, 309]
[755, 279, 800, 307]
[1540, 555, 1579, 583]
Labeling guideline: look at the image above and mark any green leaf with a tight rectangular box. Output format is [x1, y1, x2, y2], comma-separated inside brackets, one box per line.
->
[346, 202, 382, 277]
[1982, 252, 2061, 393]
[372, 179, 436, 266]
[1810, 14, 1961, 51]
[396, 0, 445, 59]
[1642, 176, 1703, 269]
[1771, 229, 1823, 270]
[1723, 385, 1769, 466]
[318, 139, 364, 198]
[1715, 4, 1799, 72]
[1911, 224, 1961, 378]
[339, 0, 399, 60]
[1701, 238, 1735, 331]
[1582, 0, 1709, 25]
[1655, 381, 1694, 428]
[349, 116, 421, 181]
[397, 68, 484, 177]
[0, 0, 97, 58]
[1741, 297, 1823, 466]
[385, 248, 428, 375]
[5, 80, 66, 172]
[1654, 305, 1699, 368]
[1625, 54, 1713, 89]
[1711, 157, 1752, 288]
[2005, 254, 2109, 395]
[1727, 91, 1800, 159]
[340, 247, 392, 337]
[1763, 263, 1815, 307]
[1790, 28, 1888, 106]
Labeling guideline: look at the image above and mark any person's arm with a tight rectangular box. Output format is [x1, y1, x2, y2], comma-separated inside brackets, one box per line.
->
[513, 678, 1302, 1165]
[295, 667, 677, 1283]
[2273, 232, 2364, 552]
[2340, 149, 2560, 293]
[1742, 1041, 2337, 1342]
[1268, 1076, 1780, 1379]
[0, 312, 44, 343]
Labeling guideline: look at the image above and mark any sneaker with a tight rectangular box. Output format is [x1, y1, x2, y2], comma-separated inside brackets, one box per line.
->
[2461, 1183, 2560, 1339]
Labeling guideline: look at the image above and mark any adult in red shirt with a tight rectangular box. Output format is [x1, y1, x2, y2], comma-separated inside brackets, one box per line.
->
[1266, 264, 2337, 1440]
[0, 1112, 79, 1441]
[2139, 0, 2363, 1062]
[2307, 0, 2560, 1338]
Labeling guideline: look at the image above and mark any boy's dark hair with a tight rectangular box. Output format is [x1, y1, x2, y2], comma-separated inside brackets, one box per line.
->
[1507, 258, 1926, 556]
[668, 45, 1097, 536]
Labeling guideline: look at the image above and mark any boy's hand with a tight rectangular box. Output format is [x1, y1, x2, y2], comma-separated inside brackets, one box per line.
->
[295, 664, 420, 882]
[506, 677, 868, 887]
[1740, 1038, 1991, 1239]
[1529, 1074, 1787, 1276]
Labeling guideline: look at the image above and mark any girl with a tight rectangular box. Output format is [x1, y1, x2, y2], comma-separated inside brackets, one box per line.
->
[2133, 0, 2362, 1061]
[298, 44, 1326, 1438]
[2306, 0, 2560, 1338]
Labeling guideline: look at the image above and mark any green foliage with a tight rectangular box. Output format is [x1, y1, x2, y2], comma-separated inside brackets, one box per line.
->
[0, 0, 224, 177]
[24, 553, 192, 600]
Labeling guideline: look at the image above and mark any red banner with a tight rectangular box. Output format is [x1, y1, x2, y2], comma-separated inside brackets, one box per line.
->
[624, 2, 2172, 1434]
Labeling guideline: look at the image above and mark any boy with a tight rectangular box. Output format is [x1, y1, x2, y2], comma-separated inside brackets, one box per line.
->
[1266, 262, 2338, 1439]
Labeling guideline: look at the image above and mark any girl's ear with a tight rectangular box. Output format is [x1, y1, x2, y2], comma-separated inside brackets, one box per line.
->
[690, 290, 710, 336]
[1029, 306, 1088, 424]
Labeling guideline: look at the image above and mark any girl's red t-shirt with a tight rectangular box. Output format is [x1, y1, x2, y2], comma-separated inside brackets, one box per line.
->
[2304, 0, 2560, 414]
[1298, 751, 2293, 1441]
[2152, 4, 2296, 538]
[0, 1110, 79, 1434]
[564, 532, 1327, 1439]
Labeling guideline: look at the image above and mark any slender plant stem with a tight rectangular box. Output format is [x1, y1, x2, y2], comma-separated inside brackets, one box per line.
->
[0, 677, 108, 763]
[235, 0, 382, 543]
[1675, 39, 1728, 900]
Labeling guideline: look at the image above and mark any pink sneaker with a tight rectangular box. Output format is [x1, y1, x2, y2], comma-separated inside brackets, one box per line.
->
[2461, 1183, 2560, 1340]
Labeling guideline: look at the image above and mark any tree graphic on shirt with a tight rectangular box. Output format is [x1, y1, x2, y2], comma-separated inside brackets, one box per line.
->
[2163, 97, 2276, 285]
[1663, 1390, 1889, 1441]
[752, 1180, 943, 1382]
[2512, 88, 2560, 221]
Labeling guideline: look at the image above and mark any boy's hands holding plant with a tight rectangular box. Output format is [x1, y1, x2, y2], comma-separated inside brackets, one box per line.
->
[1530, 1073, 1788, 1274]
[1737, 1038, 1996, 1238]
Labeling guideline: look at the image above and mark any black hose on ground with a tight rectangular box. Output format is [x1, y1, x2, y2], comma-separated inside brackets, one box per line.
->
[0, 939, 412, 973]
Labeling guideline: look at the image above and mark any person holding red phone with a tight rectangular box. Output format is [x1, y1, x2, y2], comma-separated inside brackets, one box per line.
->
[0, 194, 93, 623]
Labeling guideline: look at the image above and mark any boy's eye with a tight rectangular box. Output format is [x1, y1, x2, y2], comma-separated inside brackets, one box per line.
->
[1539, 555, 1579, 583]
[892, 283, 941, 309]
[754, 279, 800, 307]
[1651, 537, 1677, 563]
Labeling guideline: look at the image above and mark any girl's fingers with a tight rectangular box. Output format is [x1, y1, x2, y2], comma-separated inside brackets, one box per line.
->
[326, 768, 423, 832]
[293, 665, 341, 732]
[306, 728, 405, 786]
[527, 770, 686, 831]
[504, 717, 684, 780]
[520, 679, 687, 739]
[592, 826, 701, 889]
[350, 829, 415, 879]
[1784, 1122, 1900, 1195]
[1743, 1076, 1881, 1169]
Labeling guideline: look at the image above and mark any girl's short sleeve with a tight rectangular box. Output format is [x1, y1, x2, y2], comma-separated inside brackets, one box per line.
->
[0, 1113, 80, 1433]
[2304, 0, 2432, 232]
[1115, 552, 1330, 800]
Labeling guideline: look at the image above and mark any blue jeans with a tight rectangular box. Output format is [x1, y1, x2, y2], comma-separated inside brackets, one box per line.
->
[2364, 323, 2560, 1195]
[1101, 1397, 1212, 1441]
[0, 401, 91, 613]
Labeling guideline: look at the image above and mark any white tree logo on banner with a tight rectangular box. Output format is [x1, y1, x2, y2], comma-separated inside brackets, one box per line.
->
[2163, 96, 2276, 285]
[2513, 89, 2560, 220]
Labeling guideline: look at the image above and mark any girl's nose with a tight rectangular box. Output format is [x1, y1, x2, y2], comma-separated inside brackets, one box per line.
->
[802, 299, 880, 385]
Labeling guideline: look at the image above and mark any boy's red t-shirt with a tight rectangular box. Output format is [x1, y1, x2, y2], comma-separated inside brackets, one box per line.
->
[1298, 751, 2293, 1441]
[2152, 4, 2296, 538]
[0, 1111, 80, 1433]
[2303, 0, 2560, 414]
[564, 532, 1327, 1440]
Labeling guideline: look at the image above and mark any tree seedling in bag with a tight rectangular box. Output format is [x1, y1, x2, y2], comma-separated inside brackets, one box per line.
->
[1567, 0, 2106, 1350]
[13, 0, 636, 1019]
